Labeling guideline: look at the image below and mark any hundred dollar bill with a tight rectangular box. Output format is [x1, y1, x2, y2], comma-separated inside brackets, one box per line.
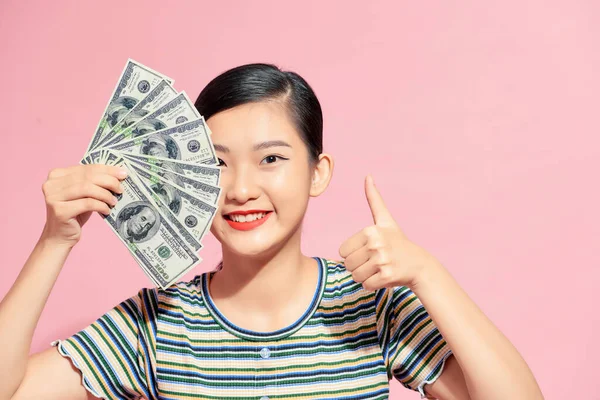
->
[95, 79, 178, 149]
[83, 148, 110, 165]
[82, 149, 103, 165]
[103, 151, 204, 251]
[145, 164, 220, 205]
[123, 153, 221, 185]
[100, 159, 203, 252]
[127, 159, 220, 205]
[102, 154, 201, 289]
[101, 92, 200, 147]
[107, 118, 217, 164]
[137, 178, 204, 251]
[104, 151, 203, 251]
[128, 161, 217, 242]
[85, 59, 173, 153]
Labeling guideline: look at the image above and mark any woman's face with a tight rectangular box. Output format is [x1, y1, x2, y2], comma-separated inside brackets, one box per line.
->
[207, 101, 315, 257]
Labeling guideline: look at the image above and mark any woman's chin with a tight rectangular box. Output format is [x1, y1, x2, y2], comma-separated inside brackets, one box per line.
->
[211, 217, 300, 258]
[224, 240, 277, 258]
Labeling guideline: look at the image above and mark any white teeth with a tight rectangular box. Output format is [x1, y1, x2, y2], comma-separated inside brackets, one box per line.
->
[229, 212, 266, 223]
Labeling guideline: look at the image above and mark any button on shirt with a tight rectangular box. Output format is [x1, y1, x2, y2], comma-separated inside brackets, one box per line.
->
[259, 347, 271, 359]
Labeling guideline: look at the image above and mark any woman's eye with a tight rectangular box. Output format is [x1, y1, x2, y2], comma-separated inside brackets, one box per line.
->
[217, 158, 227, 167]
[261, 155, 287, 165]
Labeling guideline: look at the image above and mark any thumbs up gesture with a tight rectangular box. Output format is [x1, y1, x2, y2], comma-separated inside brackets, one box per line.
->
[338, 176, 440, 291]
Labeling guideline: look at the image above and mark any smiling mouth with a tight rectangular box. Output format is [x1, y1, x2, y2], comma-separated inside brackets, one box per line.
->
[224, 212, 271, 223]
[224, 211, 273, 231]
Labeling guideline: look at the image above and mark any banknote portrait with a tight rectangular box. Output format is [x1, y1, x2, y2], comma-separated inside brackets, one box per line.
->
[106, 96, 138, 127]
[131, 118, 167, 137]
[119, 109, 151, 129]
[148, 174, 183, 215]
[140, 134, 181, 159]
[156, 160, 186, 177]
[116, 201, 161, 243]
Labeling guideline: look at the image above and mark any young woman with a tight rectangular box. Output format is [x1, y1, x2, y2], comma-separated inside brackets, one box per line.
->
[0, 64, 543, 400]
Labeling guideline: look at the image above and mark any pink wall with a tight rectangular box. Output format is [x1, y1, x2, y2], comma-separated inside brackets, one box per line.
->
[1, 1, 599, 398]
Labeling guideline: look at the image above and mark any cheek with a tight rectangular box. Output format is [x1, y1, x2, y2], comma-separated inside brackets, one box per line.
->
[268, 164, 311, 212]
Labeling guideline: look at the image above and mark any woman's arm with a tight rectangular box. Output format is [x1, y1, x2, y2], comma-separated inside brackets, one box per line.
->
[0, 165, 126, 400]
[0, 237, 90, 400]
[339, 176, 544, 400]
[414, 261, 543, 400]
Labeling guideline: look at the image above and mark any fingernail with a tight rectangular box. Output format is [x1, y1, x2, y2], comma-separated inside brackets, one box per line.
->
[112, 196, 119, 205]
[118, 168, 128, 178]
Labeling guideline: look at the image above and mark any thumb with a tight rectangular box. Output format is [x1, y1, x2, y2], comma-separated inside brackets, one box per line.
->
[365, 175, 394, 226]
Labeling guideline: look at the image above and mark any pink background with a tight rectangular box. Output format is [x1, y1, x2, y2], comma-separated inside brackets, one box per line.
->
[1, 1, 599, 398]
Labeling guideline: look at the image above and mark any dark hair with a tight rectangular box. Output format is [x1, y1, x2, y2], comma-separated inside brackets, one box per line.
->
[194, 63, 323, 163]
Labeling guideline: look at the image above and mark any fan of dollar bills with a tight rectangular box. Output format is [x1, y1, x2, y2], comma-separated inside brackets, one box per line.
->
[81, 59, 221, 289]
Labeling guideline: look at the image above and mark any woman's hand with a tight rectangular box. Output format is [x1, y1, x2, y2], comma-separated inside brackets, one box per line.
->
[339, 175, 441, 291]
[40, 164, 128, 248]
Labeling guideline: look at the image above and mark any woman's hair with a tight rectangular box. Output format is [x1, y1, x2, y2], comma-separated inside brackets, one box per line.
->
[194, 63, 323, 163]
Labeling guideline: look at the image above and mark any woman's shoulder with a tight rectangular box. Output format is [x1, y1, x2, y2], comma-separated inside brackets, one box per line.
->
[131, 271, 208, 311]
[320, 256, 345, 268]
[320, 256, 352, 279]
[317, 256, 409, 303]
[317, 256, 375, 299]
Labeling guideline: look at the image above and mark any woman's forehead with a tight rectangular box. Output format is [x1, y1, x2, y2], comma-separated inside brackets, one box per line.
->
[207, 102, 301, 147]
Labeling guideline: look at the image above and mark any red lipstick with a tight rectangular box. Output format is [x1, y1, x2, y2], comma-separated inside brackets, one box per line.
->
[224, 210, 272, 231]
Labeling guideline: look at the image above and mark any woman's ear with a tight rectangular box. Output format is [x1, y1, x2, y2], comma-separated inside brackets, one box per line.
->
[310, 153, 334, 197]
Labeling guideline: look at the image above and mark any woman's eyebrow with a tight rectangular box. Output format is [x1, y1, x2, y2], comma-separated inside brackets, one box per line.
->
[253, 140, 292, 151]
[213, 140, 292, 153]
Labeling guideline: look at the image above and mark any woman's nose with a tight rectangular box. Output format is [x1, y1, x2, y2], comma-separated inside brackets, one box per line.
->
[225, 167, 260, 203]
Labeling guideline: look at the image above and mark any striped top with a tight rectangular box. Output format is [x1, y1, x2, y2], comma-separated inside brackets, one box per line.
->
[52, 257, 452, 399]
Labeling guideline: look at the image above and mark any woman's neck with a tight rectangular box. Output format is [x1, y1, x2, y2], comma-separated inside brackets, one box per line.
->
[210, 229, 317, 313]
